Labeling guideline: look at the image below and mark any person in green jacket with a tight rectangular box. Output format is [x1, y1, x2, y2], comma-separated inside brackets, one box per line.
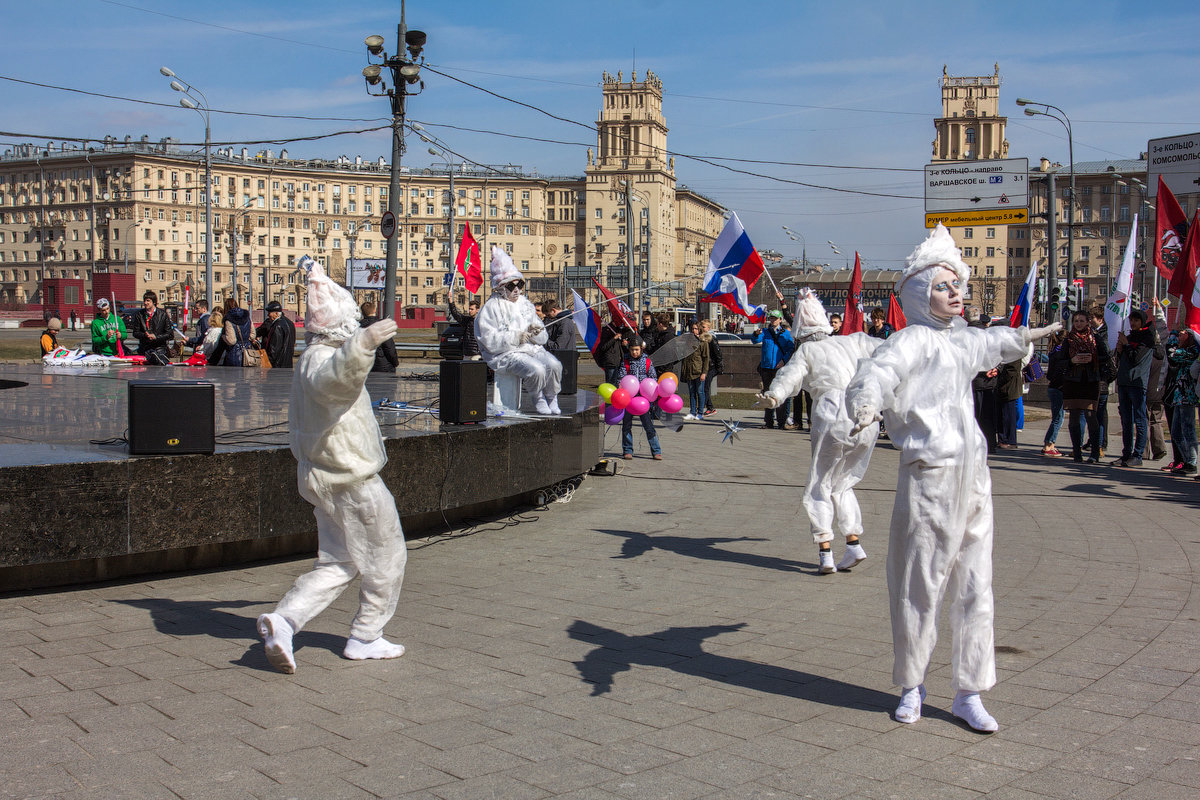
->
[90, 298, 126, 356]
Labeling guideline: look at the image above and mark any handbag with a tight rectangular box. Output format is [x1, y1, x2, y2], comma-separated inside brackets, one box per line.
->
[233, 323, 262, 368]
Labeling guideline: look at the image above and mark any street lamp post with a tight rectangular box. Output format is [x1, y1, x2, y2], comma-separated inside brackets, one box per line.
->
[160, 67, 213, 310]
[1017, 99, 1075, 291]
[782, 226, 807, 269]
[363, 1, 427, 319]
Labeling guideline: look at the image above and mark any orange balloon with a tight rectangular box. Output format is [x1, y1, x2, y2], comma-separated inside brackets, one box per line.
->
[658, 371, 677, 385]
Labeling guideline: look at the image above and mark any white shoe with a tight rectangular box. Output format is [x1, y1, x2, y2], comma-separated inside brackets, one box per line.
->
[818, 550, 837, 574]
[546, 396, 560, 415]
[343, 636, 406, 661]
[534, 396, 552, 415]
[683, 413, 698, 421]
[895, 685, 926, 724]
[257, 613, 296, 674]
[836, 542, 867, 571]
[952, 691, 998, 732]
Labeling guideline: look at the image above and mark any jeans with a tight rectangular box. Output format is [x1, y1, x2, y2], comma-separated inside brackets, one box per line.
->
[1069, 408, 1099, 460]
[1044, 387, 1065, 445]
[999, 399, 1019, 445]
[758, 367, 790, 427]
[604, 366, 621, 385]
[622, 410, 661, 455]
[1117, 384, 1148, 460]
[1170, 404, 1197, 467]
[1095, 391, 1109, 450]
[703, 373, 717, 411]
[687, 378, 706, 417]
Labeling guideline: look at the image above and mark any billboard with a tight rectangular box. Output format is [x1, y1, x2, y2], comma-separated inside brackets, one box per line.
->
[349, 259, 387, 290]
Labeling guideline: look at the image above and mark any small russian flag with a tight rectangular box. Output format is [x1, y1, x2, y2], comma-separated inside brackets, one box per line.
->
[571, 289, 602, 354]
[1008, 261, 1038, 327]
[699, 212, 767, 322]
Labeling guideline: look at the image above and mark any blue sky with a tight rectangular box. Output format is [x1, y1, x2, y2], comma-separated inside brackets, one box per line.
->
[3, 0, 1198, 267]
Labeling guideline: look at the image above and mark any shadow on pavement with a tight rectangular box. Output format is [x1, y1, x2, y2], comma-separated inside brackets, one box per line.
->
[567, 620, 899, 717]
[595, 528, 817, 572]
[117, 597, 346, 672]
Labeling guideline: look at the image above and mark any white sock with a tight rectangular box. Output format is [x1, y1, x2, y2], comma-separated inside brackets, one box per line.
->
[257, 613, 296, 674]
[534, 396, 551, 415]
[952, 690, 998, 732]
[343, 636, 406, 661]
[546, 395, 560, 415]
[895, 684, 926, 724]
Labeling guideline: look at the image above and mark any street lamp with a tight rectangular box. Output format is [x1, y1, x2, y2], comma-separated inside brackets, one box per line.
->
[363, 0, 427, 318]
[782, 225, 808, 269]
[1017, 98, 1075, 289]
[160, 66, 214, 311]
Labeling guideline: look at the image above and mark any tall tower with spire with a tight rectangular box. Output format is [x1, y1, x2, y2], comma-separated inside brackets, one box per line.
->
[932, 64, 1009, 163]
[585, 70, 677, 298]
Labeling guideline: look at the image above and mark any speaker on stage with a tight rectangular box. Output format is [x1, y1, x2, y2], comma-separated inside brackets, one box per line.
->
[550, 349, 578, 395]
[128, 381, 215, 455]
[440, 360, 487, 424]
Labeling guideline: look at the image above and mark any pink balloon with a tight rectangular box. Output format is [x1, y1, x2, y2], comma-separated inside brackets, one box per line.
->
[619, 375, 640, 395]
[639, 378, 659, 399]
[609, 388, 631, 410]
[657, 376, 678, 397]
[658, 393, 684, 414]
[627, 396, 651, 416]
[603, 405, 626, 425]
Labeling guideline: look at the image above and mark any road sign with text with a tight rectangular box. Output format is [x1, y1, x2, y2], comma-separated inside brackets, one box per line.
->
[1147, 132, 1200, 197]
[924, 158, 1029, 214]
[924, 207, 1031, 228]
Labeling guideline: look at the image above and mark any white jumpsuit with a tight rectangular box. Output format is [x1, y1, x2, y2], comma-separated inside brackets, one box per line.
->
[274, 327, 408, 642]
[764, 332, 881, 544]
[474, 293, 562, 401]
[848, 315, 1031, 692]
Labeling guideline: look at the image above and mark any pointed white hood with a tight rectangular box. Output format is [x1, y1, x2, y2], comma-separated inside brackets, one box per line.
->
[895, 224, 970, 329]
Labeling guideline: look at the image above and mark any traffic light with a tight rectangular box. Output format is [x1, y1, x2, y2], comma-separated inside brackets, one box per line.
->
[1070, 281, 1084, 314]
[1049, 280, 1065, 316]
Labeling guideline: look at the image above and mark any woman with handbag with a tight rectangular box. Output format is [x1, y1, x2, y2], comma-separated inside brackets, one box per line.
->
[221, 298, 256, 367]
[1054, 310, 1112, 463]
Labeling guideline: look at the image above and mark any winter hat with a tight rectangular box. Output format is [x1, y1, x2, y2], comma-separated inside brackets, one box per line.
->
[301, 255, 360, 342]
[489, 245, 523, 290]
[793, 288, 833, 339]
[895, 224, 969, 329]
[96, 298, 110, 309]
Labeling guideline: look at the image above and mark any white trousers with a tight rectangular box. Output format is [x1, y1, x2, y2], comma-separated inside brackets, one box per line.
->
[491, 347, 562, 399]
[276, 475, 408, 642]
[887, 447, 996, 692]
[802, 390, 877, 544]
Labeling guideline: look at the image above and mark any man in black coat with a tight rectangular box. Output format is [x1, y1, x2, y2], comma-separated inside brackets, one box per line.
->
[360, 301, 399, 373]
[131, 290, 174, 365]
[256, 301, 296, 368]
[542, 298, 576, 353]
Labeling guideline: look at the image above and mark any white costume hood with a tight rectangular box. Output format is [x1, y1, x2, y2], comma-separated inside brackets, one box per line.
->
[489, 245, 523, 292]
[895, 224, 970, 330]
[793, 288, 834, 342]
[301, 255, 360, 342]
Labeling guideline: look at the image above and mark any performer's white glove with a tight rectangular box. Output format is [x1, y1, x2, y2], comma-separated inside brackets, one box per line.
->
[362, 318, 398, 350]
[756, 392, 779, 409]
[1027, 321, 1063, 342]
[850, 405, 882, 436]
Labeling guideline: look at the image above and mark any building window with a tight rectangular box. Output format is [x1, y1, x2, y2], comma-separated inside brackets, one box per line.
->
[963, 228, 973, 239]
[985, 228, 995, 239]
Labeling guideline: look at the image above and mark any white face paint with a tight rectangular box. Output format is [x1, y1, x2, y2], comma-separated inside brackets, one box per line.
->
[501, 280, 524, 302]
[928, 267, 963, 321]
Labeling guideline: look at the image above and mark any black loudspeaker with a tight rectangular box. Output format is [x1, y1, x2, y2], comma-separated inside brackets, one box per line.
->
[127, 380, 215, 455]
[550, 349, 578, 395]
[440, 360, 487, 424]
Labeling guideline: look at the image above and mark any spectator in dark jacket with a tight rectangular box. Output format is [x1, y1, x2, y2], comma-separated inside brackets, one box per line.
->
[256, 301, 296, 368]
[1113, 309, 1161, 467]
[360, 301, 399, 373]
[543, 298, 576, 352]
[642, 313, 674, 356]
[995, 358, 1024, 448]
[132, 290, 174, 365]
[594, 323, 629, 384]
[445, 292, 481, 359]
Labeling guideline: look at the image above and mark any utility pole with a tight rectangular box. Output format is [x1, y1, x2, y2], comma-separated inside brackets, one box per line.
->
[363, 0, 426, 319]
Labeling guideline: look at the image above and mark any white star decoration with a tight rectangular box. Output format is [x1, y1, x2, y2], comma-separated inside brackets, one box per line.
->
[719, 418, 743, 445]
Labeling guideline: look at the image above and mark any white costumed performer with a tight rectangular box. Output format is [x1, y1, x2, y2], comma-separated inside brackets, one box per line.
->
[845, 225, 1060, 731]
[475, 245, 563, 414]
[758, 288, 882, 575]
[257, 256, 408, 673]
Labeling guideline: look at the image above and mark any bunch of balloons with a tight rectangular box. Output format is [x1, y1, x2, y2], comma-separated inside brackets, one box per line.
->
[597, 372, 684, 424]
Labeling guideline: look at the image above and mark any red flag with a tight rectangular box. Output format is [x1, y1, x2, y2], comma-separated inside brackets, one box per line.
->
[841, 253, 864, 334]
[591, 277, 637, 331]
[1156, 176, 1189, 283]
[454, 226, 482, 294]
[886, 293, 906, 331]
[1169, 210, 1200, 315]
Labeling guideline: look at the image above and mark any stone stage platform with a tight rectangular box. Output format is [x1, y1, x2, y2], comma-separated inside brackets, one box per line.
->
[0, 363, 601, 591]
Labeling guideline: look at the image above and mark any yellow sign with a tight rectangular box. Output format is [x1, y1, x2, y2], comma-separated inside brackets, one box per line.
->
[924, 208, 1030, 228]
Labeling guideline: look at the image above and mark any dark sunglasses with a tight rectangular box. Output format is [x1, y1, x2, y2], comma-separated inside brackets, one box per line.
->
[503, 280, 525, 290]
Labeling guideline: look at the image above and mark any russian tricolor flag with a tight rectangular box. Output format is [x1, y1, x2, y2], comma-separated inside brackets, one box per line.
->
[1008, 261, 1038, 327]
[700, 212, 767, 322]
[571, 289, 602, 354]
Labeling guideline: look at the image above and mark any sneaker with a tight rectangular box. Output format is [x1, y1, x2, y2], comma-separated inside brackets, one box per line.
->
[1042, 445, 1062, 457]
[1172, 463, 1197, 475]
[952, 691, 998, 732]
[895, 685, 926, 724]
[622, 453, 633, 460]
[783, 423, 799, 430]
[836, 542, 867, 571]
[1124, 456, 1143, 467]
[703, 408, 717, 416]
[818, 550, 837, 574]
[652, 453, 663, 461]
[1162, 462, 1182, 472]
[683, 413, 698, 421]
[257, 613, 296, 674]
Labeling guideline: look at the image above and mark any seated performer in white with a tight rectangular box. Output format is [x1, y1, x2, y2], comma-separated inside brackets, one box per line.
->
[758, 288, 882, 575]
[475, 245, 563, 414]
[257, 256, 408, 673]
[845, 225, 1060, 731]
